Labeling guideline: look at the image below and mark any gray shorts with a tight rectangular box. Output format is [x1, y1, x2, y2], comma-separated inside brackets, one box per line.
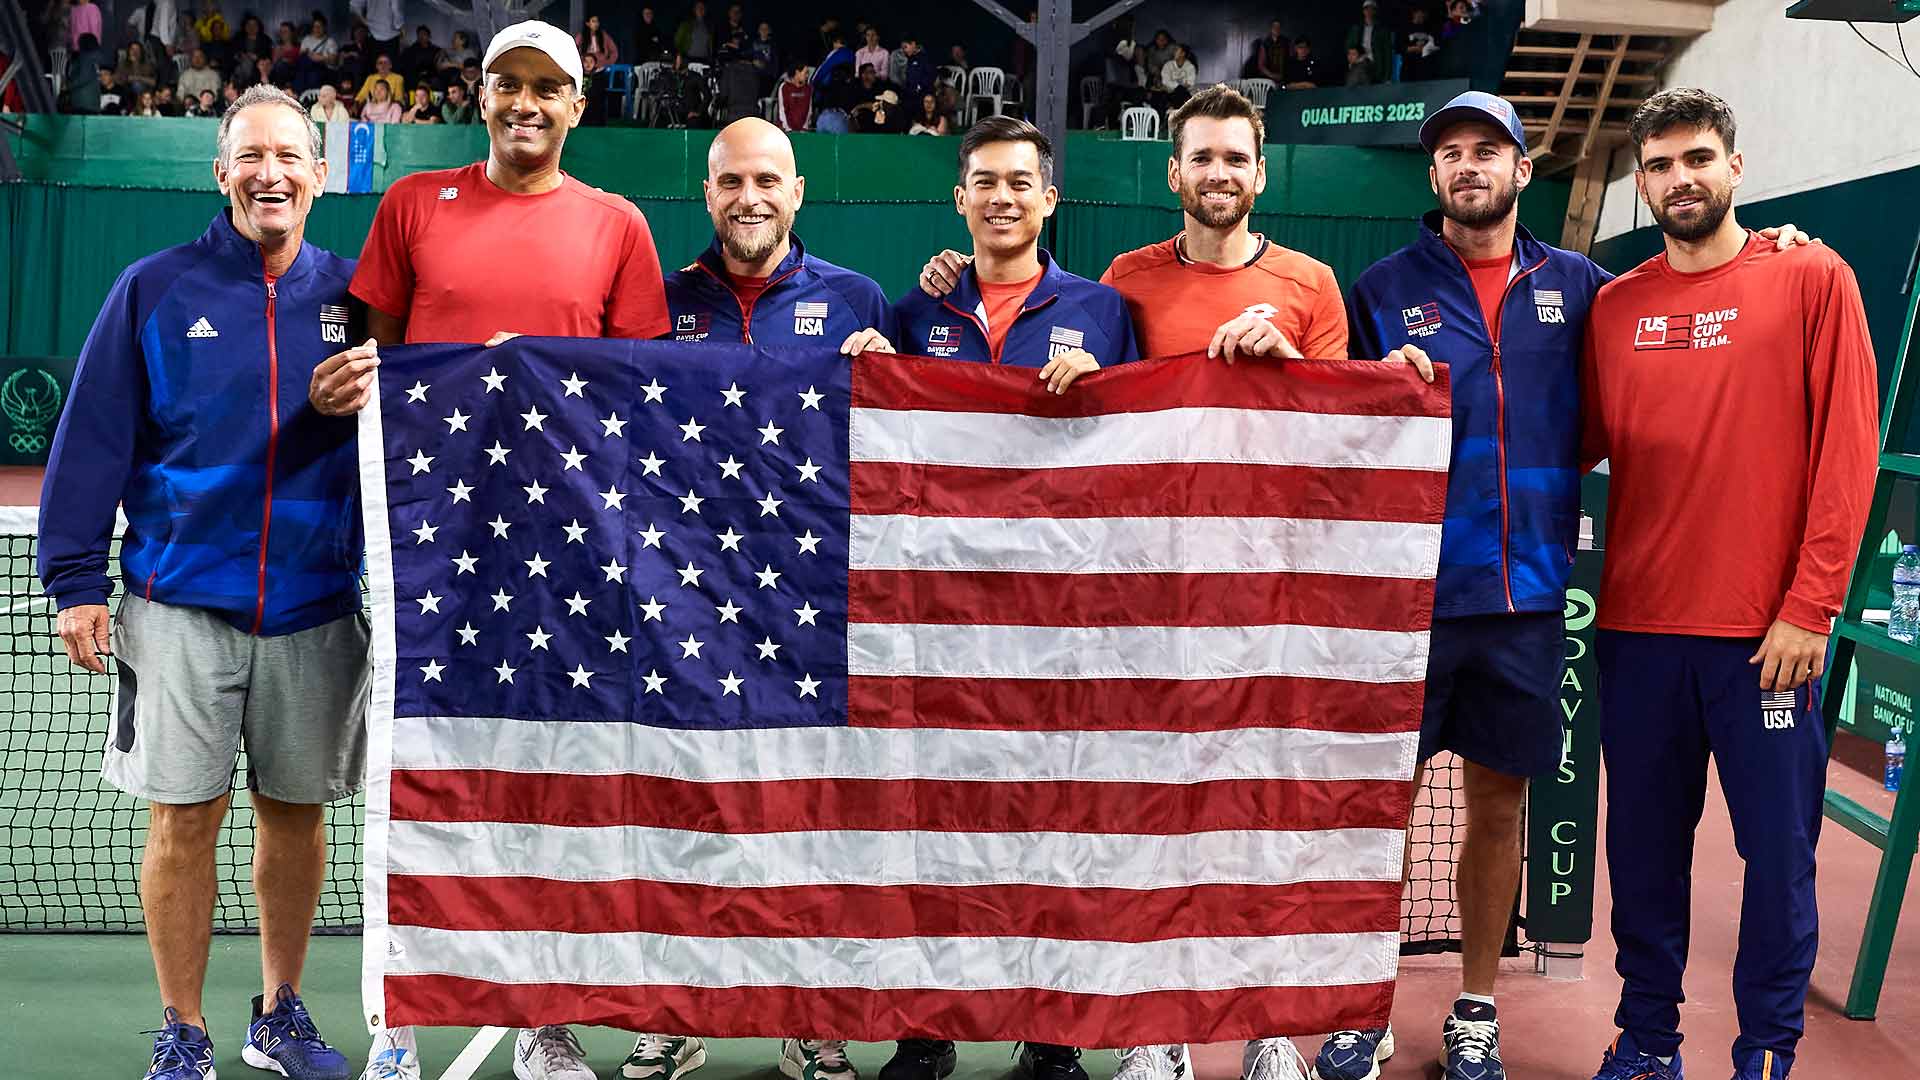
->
[103, 595, 371, 806]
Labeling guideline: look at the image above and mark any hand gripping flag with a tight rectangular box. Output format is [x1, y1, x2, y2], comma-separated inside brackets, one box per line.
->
[358, 339, 1452, 1047]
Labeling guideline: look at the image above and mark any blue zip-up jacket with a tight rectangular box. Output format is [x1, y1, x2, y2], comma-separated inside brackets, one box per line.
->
[892, 249, 1140, 368]
[663, 234, 894, 346]
[39, 212, 362, 636]
[1348, 211, 1612, 619]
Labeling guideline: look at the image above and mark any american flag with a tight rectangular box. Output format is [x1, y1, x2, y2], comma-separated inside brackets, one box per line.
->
[358, 339, 1452, 1047]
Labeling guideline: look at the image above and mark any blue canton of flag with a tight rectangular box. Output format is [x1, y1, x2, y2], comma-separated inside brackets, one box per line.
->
[366, 338, 853, 728]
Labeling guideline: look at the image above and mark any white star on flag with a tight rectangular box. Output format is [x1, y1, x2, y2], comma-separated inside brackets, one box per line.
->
[456, 622, 479, 645]
[601, 413, 627, 437]
[413, 520, 438, 544]
[680, 417, 706, 442]
[560, 445, 587, 470]
[564, 591, 592, 616]
[677, 562, 704, 587]
[755, 565, 781, 589]
[605, 630, 630, 653]
[568, 665, 594, 687]
[798, 385, 823, 410]
[562, 519, 589, 543]
[405, 382, 430, 403]
[642, 669, 668, 694]
[716, 599, 743, 623]
[601, 559, 627, 583]
[716, 527, 744, 551]
[718, 456, 745, 480]
[416, 591, 442, 614]
[447, 479, 473, 503]
[722, 382, 747, 407]
[719, 672, 744, 696]
[490, 588, 513, 611]
[794, 601, 820, 626]
[488, 516, 512, 538]
[600, 486, 627, 510]
[638, 596, 666, 621]
[758, 420, 784, 445]
[451, 550, 478, 574]
[679, 490, 705, 514]
[407, 450, 434, 474]
[484, 441, 511, 465]
[795, 673, 821, 698]
[480, 367, 507, 392]
[493, 660, 516, 683]
[527, 625, 552, 650]
[678, 634, 705, 659]
[639, 452, 665, 476]
[639, 523, 665, 548]
[521, 406, 547, 431]
[561, 372, 589, 397]
[795, 530, 821, 555]
[525, 553, 550, 577]
[444, 409, 469, 433]
[641, 379, 667, 403]
[420, 659, 445, 681]
[757, 493, 783, 517]
[523, 480, 548, 504]
[795, 459, 822, 483]
[755, 637, 781, 660]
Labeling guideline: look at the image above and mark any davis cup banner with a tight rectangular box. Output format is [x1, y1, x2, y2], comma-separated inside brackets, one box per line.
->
[357, 340, 1451, 1046]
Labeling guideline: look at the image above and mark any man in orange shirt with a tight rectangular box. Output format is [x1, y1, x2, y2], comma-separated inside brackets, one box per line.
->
[1582, 89, 1878, 1080]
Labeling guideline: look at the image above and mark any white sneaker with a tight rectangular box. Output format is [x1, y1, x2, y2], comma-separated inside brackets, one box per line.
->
[513, 1026, 595, 1080]
[1114, 1044, 1191, 1080]
[360, 1026, 423, 1080]
[779, 1038, 859, 1080]
[1242, 1039, 1312, 1080]
[621, 1035, 709, 1080]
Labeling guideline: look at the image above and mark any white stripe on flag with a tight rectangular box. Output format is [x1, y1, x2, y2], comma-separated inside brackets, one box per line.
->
[385, 820, 1407, 889]
[384, 924, 1399, 994]
[850, 406, 1451, 472]
[391, 715, 1418, 784]
[849, 514, 1441, 579]
[848, 623, 1429, 683]
[323, 120, 350, 193]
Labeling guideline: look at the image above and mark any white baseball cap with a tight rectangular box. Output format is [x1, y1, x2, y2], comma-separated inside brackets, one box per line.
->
[482, 20, 583, 89]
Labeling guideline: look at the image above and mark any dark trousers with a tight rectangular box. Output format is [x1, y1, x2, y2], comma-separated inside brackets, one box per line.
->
[1597, 631, 1826, 1075]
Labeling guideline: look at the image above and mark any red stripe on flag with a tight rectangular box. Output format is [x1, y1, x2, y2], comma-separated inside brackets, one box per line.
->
[847, 674, 1424, 734]
[388, 875, 1404, 940]
[390, 771, 1409, 834]
[849, 460, 1445, 523]
[848, 568, 1432, 630]
[383, 975, 1396, 1045]
[858, 351, 1450, 419]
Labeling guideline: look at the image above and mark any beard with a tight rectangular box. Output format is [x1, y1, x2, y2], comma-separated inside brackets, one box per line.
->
[1180, 181, 1255, 229]
[1649, 183, 1733, 243]
[1439, 174, 1519, 228]
[717, 210, 792, 264]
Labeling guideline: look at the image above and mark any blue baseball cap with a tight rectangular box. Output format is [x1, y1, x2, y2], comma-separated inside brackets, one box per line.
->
[1418, 90, 1526, 154]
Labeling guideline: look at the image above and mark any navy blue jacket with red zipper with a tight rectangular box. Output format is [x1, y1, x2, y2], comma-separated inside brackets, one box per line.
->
[891, 249, 1140, 368]
[39, 211, 362, 636]
[1348, 211, 1612, 619]
[662, 234, 894, 347]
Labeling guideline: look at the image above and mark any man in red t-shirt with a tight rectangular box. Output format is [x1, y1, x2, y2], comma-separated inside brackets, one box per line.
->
[308, 19, 670, 417]
[1582, 89, 1877, 1080]
[304, 20, 679, 1080]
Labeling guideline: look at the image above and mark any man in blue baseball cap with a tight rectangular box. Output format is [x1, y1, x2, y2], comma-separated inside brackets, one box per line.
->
[1313, 90, 1814, 1080]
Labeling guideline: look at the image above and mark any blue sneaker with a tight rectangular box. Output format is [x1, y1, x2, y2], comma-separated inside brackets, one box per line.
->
[243, 984, 351, 1080]
[1311, 1027, 1394, 1080]
[1440, 1000, 1503, 1080]
[1731, 1050, 1789, 1080]
[1593, 1034, 1684, 1080]
[142, 1007, 217, 1080]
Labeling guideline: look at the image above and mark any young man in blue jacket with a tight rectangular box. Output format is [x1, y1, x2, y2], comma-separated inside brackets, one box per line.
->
[893, 115, 1138, 391]
[665, 117, 895, 359]
[1334, 91, 1810, 1080]
[40, 86, 363, 1080]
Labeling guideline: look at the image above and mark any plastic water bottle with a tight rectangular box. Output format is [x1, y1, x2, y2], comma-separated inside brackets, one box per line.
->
[1889, 728, 1907, 793]
[1891, 544, 1920, 643]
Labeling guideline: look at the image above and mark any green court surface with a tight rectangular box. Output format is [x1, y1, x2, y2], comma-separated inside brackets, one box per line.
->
[0, 934, 1060, 1080]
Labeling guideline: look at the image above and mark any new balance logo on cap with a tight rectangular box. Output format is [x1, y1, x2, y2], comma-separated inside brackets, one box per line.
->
[187, 317, 219, 338]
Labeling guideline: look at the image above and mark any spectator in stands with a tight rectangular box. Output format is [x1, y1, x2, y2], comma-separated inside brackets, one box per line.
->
[635, 6, 669, 63]
[1252, 19, 1288, 82]
[1403, 6, 1439, 81]
[168, 11, 203, 70]
[155, 84, 181, 114]
[222, 77, 240, 109]
[777, 62, 811, 130]
[854, 27, 889, 83]
[1101, 36, 1147, 129]
[1345, 44, 1374, 85]
[130, 88, 159, 115]
[440, 79, 475, 123]
[43, 0, 72, 58]
[676, 0, 714, 63]
[441, 30, 476, 72]
[898, 36, 934, 102]
[117, 39, 158, 91]
[352, 0, 404, 61]
[713, 42, 759, 123]
[361, 76, 400, 122]
[815, 16, 841, 64]
[850, 87, 900, 132]
[176, 44, 220, 100]
[310, 80, 349, 122]
[124, 0, 178, 59]
[232, 13, 273, 70]
[68, 0, 102, 51]
[659, 50, 710, 127]
[187, 86, 219, 115]
[62, 34, 100, 111]
[269, 21, 301, 82]
[399, 24, 443, 84]
[850, 62, 897, 108]
[338, 22, 372, 83]
[301, 13, 337, 67]
[1442, 0, 1479, 43]
[459, 57, 481, 100]
[242, 56, 273, 91]
[1284, 35, 1321, 88]
[1145, 29, 1176, 85]
[94, 63, 125, 113]
[750, 21, 779, 93]
[1346, 0, 1393, 84]
[357, 52, 404, 104]
[721, 3, 750, 54]
[1158, 42, 1196, 108]
[909, 91, 948, 135]
[192, 0, 228, 53]
[401, 83, 439, 122]
[813, 32, 854, 92]
[577, 14, 619, 69]
[948, 43, 969, 74]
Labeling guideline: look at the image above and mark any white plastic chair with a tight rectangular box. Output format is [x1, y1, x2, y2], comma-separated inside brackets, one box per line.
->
[964, 65, 1005, 125]
[760, 94, 777, 121]
[633, 61, 667, 122]
[937, 64, 966, 90]
[1120, 106, 1161, 141]
[298, 87, 322, 106]
[1235, 77, 1275, 108]
[1079, 74, 1103, 128]
[48, 45, 68, 95]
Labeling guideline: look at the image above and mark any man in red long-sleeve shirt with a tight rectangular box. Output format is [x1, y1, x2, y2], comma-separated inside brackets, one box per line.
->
[1581, 89, 1878, 1080]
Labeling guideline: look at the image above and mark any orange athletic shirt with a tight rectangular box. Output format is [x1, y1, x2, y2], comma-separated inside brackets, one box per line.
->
[1581, 233, 1880, 636]
[1099, 234, 1348, 361]
[979, 268, 1043, 361]
[351, 161, 670, 344]
[1461, 252, 1510, 332]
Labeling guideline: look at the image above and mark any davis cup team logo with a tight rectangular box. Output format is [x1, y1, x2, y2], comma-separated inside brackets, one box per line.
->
[2, 367, 62, 454]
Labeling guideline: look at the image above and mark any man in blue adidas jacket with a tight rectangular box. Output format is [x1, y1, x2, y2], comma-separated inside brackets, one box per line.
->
[1326, 91, 1809, 1080]
[665, 117, 895, 360]
[893, 115, 1138, 390]
[39, 87, 363, 1080]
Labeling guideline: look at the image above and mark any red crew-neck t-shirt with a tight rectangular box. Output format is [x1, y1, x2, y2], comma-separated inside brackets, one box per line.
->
[726, 272, 772, 315]
[979, 268, 1044, 361]
[350, 161, 670, 343]
[1459, 252, 1511, 332]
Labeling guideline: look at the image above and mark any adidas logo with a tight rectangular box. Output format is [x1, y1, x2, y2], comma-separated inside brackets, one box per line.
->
[187, 317, 219, 338]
